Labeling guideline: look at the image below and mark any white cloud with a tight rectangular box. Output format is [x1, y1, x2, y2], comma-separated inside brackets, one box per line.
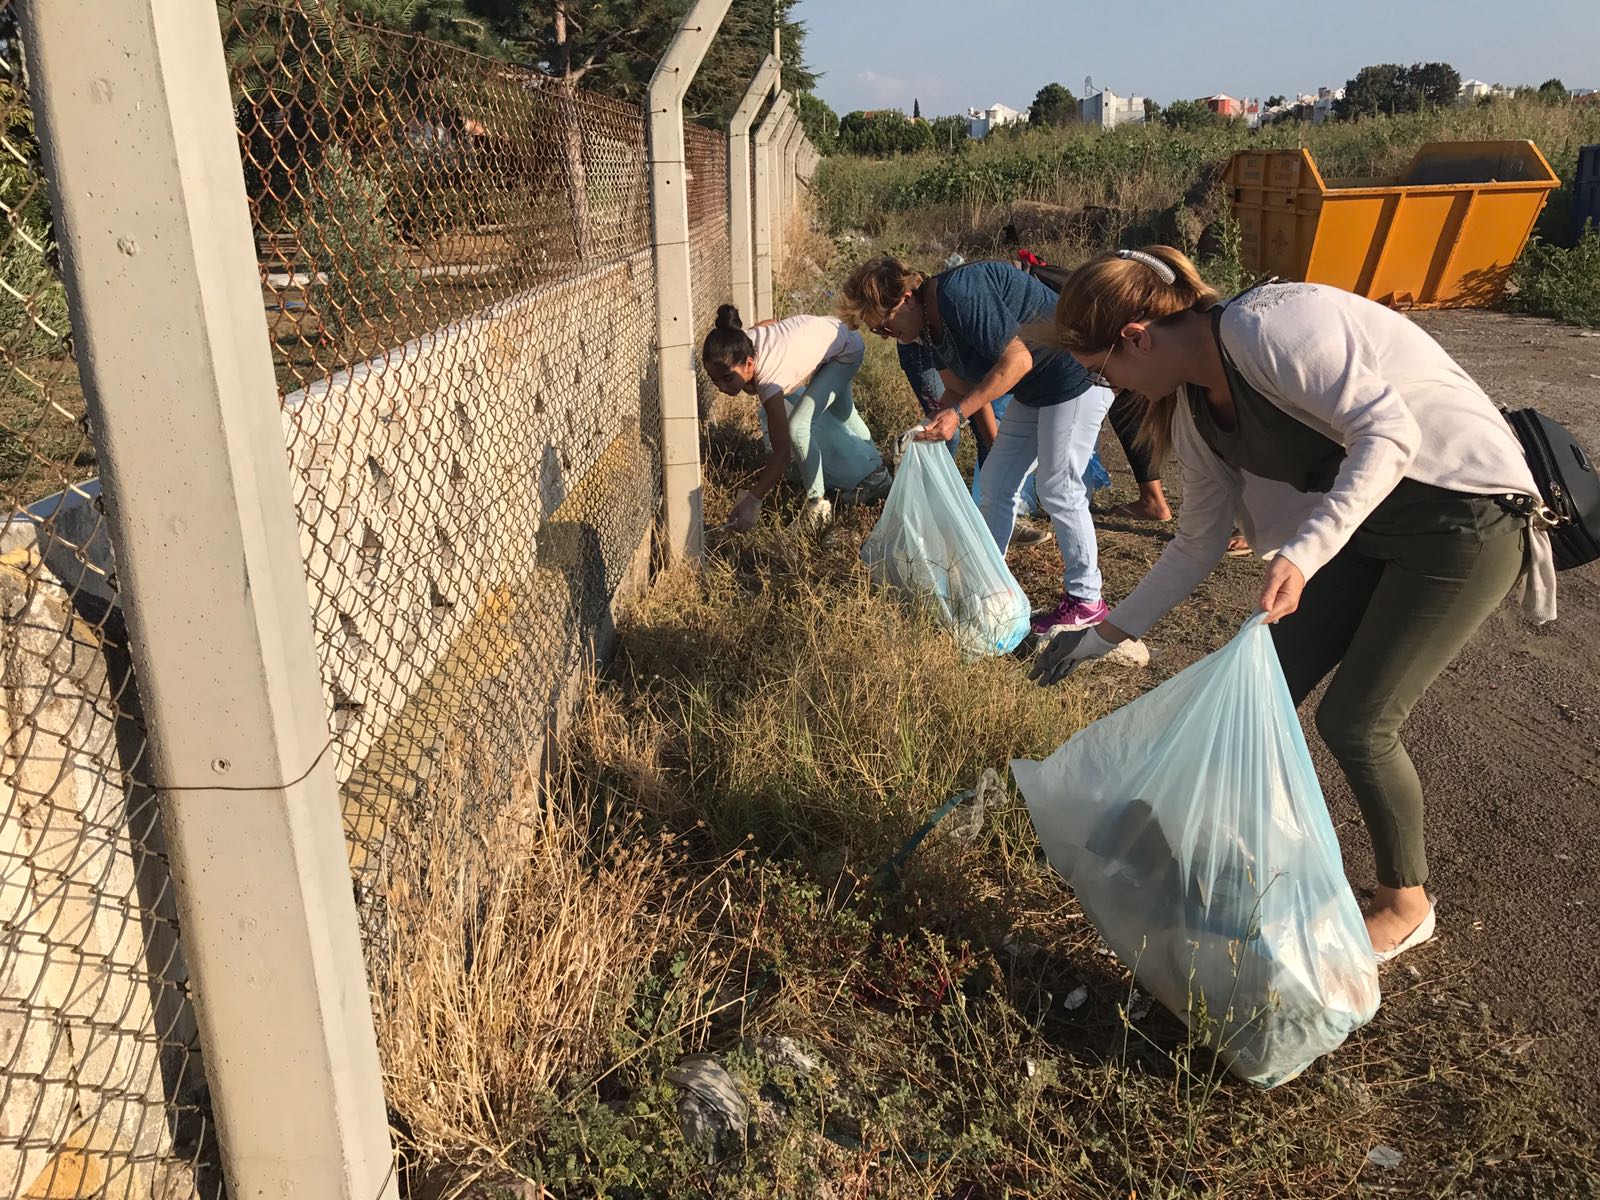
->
[849, 68, 958, 114]
[855, 70, 909, 106]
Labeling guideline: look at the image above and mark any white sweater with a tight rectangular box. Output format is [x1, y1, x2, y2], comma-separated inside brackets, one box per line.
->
[748, 315, 864, 403]
[1110, 284, 1556, 638]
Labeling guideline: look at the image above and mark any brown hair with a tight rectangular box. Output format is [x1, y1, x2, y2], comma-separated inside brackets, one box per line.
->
[1035, 245, 1219, 465]
[838, 256, 926, 330]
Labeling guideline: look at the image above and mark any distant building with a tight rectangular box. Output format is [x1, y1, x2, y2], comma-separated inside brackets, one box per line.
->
[966, 102, 1028, 139]
[1256, 87, 1341, 126]
[1199, 93, 1244, 118]
[1079, 87, 1146, 129]
[1311, 87, 1343, 125]
[1459, 80, 1520, 105]
[1258, 96, 1305, 126]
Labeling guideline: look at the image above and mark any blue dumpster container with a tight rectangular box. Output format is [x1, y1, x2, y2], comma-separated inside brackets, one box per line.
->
[1575, 144, 1600, 240]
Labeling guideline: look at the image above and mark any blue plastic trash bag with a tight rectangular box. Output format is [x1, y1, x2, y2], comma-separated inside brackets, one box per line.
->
[1010, 616, 1380, 1087]
[1084, 450, 1111, 492]
[862, 438, 1031, 657]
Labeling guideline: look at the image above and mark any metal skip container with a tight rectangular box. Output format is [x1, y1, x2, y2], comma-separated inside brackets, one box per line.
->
[1224, 140, 1559, 308]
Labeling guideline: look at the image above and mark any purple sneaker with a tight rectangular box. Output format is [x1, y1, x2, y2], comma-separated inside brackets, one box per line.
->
[1030, 595, 1109, 637]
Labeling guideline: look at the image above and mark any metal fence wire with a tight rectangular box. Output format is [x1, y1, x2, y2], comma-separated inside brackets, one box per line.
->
[4, 0, 805, 1190]
[222, 0, 671, 955]
[685, 122, 731, 417]
[0, 21, 222, 1200]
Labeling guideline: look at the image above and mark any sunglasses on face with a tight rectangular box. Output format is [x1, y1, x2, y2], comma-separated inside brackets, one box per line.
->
[1085, 341, 1117, 389]
[1085, 316, 1147, 388]
[870, 292, 913, 337]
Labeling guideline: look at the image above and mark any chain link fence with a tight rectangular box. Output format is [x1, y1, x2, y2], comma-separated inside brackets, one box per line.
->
[0, 19, 220, 1200]
[222, 2, 665, 948]
[3, 0, 812, 1191]
[686, 122, 731, 417]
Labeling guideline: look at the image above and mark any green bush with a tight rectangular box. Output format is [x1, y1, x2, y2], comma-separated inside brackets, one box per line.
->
[1511, 229, 1600, 327]
[0, 80, 68, 360]
[301, 144, 414, 336]
[0, 233, 69, 360]
[816, 97, 1600, 241]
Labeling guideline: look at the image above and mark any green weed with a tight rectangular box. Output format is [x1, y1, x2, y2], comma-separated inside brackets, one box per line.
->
[1511, 228, 1600, 327]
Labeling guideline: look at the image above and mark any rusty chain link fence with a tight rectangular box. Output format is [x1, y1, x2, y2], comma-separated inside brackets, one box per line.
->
[1, 0, 806, 1192]
[0, 19, 221, 1200]
[223, 2, 667, 950]
[686, 122, 731, 418]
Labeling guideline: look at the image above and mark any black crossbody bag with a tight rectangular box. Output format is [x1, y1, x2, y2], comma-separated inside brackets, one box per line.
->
[1500, 406, 1600, 571]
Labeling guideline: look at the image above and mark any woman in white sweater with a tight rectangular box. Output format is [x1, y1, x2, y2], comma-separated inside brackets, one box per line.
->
[702, 305, 889, 531]
[1030, 246, 1555, 961]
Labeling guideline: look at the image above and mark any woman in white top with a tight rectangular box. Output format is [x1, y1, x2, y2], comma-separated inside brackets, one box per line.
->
[1030, 245, 1555, 961]
[702, 305, 889, 531]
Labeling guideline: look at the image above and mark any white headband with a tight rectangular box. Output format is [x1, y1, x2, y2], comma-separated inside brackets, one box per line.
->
[1116, 249, 1177, 285]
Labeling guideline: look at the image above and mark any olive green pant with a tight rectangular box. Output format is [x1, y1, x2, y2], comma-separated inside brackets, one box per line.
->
[1270, 483, 1527, 889]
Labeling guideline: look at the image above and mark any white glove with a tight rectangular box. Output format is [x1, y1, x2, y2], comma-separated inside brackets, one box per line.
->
[727, 490, 761, 531]
[1028, 626, 1150, 685]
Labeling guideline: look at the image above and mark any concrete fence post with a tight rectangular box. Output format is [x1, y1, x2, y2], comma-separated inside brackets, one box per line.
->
[780, 120, 806, 266]
[648, 0, 735, 563]
[768, 108, 798, 282]
[753, 90, 791, 320]
[729, 55, 780, 323]
[22, 2, 398, 1196]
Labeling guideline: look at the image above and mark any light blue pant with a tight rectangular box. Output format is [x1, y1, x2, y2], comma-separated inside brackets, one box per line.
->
[971, 394, 1038, 515]
[976, 385, 1117, 602]
[758, 357, 883, 498]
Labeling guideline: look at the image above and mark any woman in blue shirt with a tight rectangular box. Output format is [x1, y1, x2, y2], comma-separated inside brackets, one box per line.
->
[844, 257, 1116, 635]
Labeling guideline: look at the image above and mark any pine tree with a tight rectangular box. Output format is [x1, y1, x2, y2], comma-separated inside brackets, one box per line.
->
[913, 97, 921, 121]
[464, 0, 816, 122]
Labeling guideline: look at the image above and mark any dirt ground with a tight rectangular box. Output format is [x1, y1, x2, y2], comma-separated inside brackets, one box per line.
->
[1010, 309, 1600, 1136]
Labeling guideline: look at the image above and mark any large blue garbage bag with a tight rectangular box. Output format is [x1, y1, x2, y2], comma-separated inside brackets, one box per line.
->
[861, 439, 1031, 658]
[1010, 616, 1381, 1086]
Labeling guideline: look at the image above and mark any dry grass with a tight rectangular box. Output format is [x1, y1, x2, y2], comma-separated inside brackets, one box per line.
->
[776, 197, 837, 294]
[375, 730, 749, 1193]
[604, 553, 1086, 863]
[470, 499, 1597, 1198]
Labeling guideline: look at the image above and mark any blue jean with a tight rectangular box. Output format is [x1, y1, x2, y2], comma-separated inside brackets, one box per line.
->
[976, 385, 1117, 602]
[758, 357, 883, 498]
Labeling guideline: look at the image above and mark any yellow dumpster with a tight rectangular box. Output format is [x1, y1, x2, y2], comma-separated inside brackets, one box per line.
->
[1224, 141, 1559, 308]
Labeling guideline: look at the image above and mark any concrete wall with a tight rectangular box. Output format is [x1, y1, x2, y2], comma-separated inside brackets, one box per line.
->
[279, 250, 659, 796]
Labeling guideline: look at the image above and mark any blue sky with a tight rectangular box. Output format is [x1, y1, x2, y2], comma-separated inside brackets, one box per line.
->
[797, 0, 1600, 116]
